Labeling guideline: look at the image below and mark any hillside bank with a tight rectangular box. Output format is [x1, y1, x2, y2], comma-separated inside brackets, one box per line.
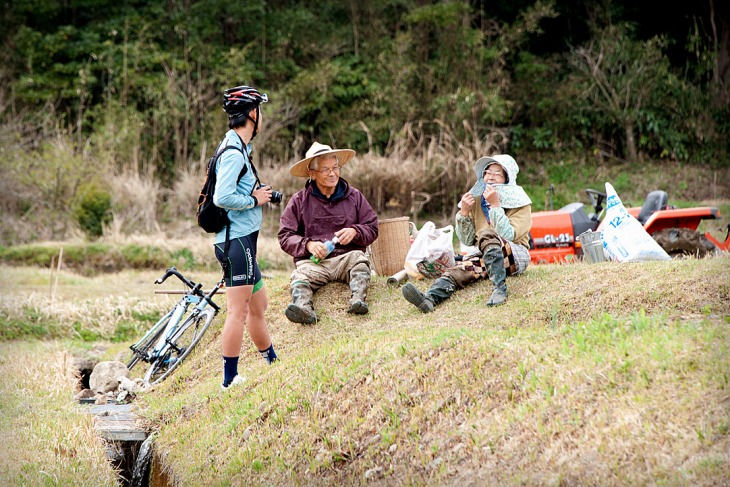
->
[136, 257, 729, 485]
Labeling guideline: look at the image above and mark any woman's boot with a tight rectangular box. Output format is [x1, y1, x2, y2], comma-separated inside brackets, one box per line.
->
[482, 246, 507, 306]
[402, 276, 457, 313]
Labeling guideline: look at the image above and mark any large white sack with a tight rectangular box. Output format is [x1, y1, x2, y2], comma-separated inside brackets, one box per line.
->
[600, 182, 671, 262]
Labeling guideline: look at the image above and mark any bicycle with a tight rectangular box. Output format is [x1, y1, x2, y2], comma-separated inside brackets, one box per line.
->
[127, 267, 224, 385]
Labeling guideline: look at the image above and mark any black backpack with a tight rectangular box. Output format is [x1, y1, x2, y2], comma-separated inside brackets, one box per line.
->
[196, 144, 247, 234]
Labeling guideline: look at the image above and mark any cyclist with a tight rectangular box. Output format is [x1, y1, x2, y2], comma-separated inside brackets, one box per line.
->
[214, 85, 278, 390]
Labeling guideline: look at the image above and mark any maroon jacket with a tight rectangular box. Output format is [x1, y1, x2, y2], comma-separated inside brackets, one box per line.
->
[278, 179, 379, 263]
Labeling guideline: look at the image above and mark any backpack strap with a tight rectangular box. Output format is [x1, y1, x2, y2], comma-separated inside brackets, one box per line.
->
[232, 132, 261, 187]
[213, 144, 247, 183]
[223, 222, 232, 276]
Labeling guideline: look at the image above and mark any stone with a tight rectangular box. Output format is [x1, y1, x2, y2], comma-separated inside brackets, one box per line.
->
[364, 466, 382, 479]
[116, 390, 129, 403]
[73, 388, 96, 401]
[118, 376, 141, 394]
[89, 361, 129, 394]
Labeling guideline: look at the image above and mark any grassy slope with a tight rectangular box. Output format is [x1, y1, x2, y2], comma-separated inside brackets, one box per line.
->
[135, 257, 730, 486]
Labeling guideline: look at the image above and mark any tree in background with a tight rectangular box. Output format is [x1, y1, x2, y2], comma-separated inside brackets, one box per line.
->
[0, 0, 728, 243]
[508, 1, 728, 163]
[569, 25, 670, 162]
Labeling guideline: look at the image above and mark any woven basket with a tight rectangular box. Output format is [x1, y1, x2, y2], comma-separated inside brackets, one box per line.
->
[370, 216, 411, 276]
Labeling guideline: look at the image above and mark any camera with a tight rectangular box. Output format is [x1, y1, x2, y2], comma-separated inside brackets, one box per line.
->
[270, 190, 284, 205]
[261, 184, 284, 205]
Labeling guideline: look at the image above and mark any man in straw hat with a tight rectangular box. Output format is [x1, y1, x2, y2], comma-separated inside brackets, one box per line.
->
[401, 154, 532, 312]
[278, 142, 379, 324]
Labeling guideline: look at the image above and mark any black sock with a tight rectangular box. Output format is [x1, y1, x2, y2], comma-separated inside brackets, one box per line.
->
[222, 355, 239, 386]
[259, 344, 278, 364]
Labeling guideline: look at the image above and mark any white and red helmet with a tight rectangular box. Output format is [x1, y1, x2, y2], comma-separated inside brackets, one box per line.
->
[222, 85, 268, 116]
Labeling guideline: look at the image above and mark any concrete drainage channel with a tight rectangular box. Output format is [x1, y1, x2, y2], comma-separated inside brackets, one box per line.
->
[75, 358, 171, 486]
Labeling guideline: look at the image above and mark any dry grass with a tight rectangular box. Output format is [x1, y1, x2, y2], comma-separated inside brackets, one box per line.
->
[3, 123, 728, 247]
[106, 166, 162, 234]
[168, 162, 206, 222]
[256, 121, 507, 220]
[0, 265, 198, 340]
[0, 235, 285, 340]
[0, 236, 292, 340]
[2, 255, 728, 485]
[131, 255, 729, 486]
[98, 231, 293, 271]
[0, 265, 225, 342]
[0, 341, 119, 485]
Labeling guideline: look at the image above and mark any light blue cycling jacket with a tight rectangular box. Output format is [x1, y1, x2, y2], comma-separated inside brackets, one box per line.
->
[212, 129, 262, 244]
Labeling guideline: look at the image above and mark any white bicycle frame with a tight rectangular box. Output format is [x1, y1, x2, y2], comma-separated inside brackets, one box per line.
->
[149, 293, 202, 359]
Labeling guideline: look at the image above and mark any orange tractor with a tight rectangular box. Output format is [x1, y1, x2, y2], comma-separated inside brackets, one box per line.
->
[529, 188, 730, 264]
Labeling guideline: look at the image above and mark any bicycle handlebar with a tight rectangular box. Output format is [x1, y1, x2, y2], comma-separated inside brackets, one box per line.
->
[155, 267, 223, 313]
[203, 280, 225, 313]
[154, 267, 196, 289]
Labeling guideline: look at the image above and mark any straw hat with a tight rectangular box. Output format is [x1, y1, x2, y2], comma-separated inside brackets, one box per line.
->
[289, 142, 356, 177]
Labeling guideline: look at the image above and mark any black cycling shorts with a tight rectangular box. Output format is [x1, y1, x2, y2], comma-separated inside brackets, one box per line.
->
[214, 231, 263, 290]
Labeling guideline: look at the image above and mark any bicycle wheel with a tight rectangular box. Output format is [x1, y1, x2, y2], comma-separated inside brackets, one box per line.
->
[144, 308, 216, 386]
[127, 313, 172, 371]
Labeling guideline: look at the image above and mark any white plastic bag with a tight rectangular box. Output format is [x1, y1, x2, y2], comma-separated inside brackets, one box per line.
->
[404, 221, 456, 279]
[600, 182, 671, 262]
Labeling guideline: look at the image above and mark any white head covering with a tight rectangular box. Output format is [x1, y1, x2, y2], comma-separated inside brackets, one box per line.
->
[468, 154, 532, 208]
[289, 142, 356, 178]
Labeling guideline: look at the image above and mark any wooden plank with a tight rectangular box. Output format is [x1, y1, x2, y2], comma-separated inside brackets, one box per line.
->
[87, 403, 148, 441]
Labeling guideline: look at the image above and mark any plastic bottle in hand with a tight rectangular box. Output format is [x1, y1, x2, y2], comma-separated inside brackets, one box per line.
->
[310, 236, 339, 264]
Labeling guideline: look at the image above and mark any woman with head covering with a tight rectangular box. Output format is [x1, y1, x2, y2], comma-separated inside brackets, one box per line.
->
[402, 154, 532, 311]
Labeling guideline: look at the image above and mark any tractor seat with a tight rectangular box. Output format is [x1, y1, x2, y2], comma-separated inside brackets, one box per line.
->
[637, 190, 668, 224]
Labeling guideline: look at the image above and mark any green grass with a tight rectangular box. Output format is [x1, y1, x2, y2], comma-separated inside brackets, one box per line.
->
[0, 242, 213, 275]
[0, 341, 119, 486]
[0, 309, 57, 340]
[130, 256, 728, 485]
[518, 158, 729, 214]
[1, 255, 728, 485]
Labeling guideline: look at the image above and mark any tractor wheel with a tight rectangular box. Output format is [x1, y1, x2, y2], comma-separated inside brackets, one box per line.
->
[652, 228, 717, 258]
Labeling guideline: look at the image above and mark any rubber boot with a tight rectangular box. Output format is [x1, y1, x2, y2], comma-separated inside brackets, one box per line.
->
[482, 246, 507, 306]
[401, 276, 457, 313]
[347, 266, 370, 314]
[285, 282, 318, 324]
